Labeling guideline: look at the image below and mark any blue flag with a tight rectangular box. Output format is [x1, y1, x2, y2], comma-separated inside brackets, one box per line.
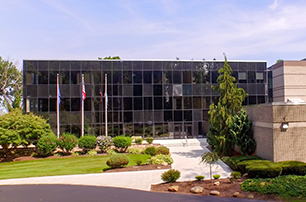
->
[58, 86, 61, 106]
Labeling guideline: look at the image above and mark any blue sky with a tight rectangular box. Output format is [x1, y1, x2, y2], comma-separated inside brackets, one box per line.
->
[1, 0, 306, 68]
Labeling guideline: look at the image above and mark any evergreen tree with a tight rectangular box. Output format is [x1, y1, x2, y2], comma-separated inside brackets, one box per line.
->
[230, 110, 256, 155]
[207, 55, 248, 156]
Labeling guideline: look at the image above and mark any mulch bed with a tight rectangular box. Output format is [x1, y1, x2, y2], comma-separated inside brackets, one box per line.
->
[151, 176, 284, 202]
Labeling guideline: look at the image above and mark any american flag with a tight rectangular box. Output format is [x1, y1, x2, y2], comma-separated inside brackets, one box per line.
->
[82, 77, 86, 100]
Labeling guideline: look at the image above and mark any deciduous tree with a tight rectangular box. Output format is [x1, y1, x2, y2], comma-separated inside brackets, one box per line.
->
[0, 57, 22, 111]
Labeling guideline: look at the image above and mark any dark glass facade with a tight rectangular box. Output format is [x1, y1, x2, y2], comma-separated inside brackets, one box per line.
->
[23, 60, 267, 138]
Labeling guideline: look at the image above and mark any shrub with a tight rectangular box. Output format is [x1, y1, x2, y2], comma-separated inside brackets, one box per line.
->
[135, 138, 143, 144]
[237, 160, 271, 174]
[106, 154, 129, 168]
[161, 169, 181, 183]
[247, 162, 282, 178]
[241, 175, 306, 198]
[230, 171, 241, 179]
[277, 161, 306, 176]
[0, 109, 54, 159]
[143, 146, 157, 156]
[96, 136, 112, 152]
[148, 154, 174, 165]
[135, 159, 142, 166]
[112, 136, 132, 152]
[213, 174, 221, 179]
[78, 136, 97, 151]
[127, 148, 142, 154]
[222, 155, 262, 171]
[37, 135, 58, 156]
[58, 133, 78, 152]
[146, 137, 154, 144]
[107, 149, 117, 156]
[86, 149, 97, 156]
[156, 146, 170, 155]
[195, 175, 205, 181]
[71, 151, 80, 156]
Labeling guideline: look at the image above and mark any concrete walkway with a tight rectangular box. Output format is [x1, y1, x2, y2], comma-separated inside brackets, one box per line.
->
[0, 139, 232, 191]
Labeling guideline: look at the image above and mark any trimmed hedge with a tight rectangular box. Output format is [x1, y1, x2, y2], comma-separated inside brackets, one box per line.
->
[237, 160, 271, 174]
[222, 155, 262, 171]
[247, 162, 282, 178]
[277, 161, 306, 176]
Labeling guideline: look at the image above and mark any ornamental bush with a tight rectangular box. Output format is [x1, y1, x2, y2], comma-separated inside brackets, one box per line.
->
[145, 137, 154, 144]
[106, 154, 129, 168]
[135, 138, 143, 144]
[213, 174, 221, 179]
[58, 133, 78, 152]
[156, 146, 170, 155]
[143, 146, 157, 156]
[127, 148, 142, 154]
[230, 171, 241, 179]
[112, 136, 132, 152]
[78, 136, 97, 151]
[86, 149, 97, 156]
[0, 109, 54, 159]
[96, 136, 112, 152]
[148, 154, 174, 165]
[195, 175, 205, 181]
[37, 134, 58, 156]
[161, 169, 181, 182]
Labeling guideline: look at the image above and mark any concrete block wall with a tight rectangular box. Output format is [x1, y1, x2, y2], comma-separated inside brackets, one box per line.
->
[245, 103, 306, 163]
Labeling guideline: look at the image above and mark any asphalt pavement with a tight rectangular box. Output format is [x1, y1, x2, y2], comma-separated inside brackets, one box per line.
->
[0, 184, 267, 202]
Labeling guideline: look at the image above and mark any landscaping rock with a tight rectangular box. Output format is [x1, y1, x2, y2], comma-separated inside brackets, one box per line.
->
[214, 181, 220, 186]
[248, 194, 254, 199]
[233, 192, 240, 197]
[168, 186, 179, 192]
[161, 162, 168, 166]
[190, 186, 204, 194]
[210, 190, 220, 196]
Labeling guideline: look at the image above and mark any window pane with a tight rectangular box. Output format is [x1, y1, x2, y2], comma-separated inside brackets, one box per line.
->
[124, 98, 132, 110]
[144, 71, 152, 83]
[133, 71, 142, 83]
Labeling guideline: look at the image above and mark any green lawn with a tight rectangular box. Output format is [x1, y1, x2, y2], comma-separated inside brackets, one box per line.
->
[0, 154, 150, 180]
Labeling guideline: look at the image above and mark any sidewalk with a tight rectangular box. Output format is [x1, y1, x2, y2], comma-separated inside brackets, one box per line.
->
[0, 139, 232, 191]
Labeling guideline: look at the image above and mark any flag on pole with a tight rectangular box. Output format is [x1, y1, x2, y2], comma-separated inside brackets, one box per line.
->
[82, 77, 86, 100]
[105, 90, 108, 109]
[58, 86, 61, 106]
[99, 88, 103, 103]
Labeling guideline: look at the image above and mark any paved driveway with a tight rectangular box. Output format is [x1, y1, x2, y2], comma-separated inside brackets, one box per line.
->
[0, 184, 267, 202]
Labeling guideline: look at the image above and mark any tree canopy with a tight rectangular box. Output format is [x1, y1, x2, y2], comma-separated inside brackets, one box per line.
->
[98, 56, 121, 60]
[207, 55, 248, 156]
[0, 57, 22, 111]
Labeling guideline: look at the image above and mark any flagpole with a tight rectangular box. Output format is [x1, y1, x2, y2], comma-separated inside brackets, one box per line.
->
[81, 74, 85, 137]
[56, 74, 60, 138]
[105, 74, 108, 137]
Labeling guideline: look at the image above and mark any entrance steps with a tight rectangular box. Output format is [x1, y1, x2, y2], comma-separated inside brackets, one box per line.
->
[153, 138, 208, 147]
